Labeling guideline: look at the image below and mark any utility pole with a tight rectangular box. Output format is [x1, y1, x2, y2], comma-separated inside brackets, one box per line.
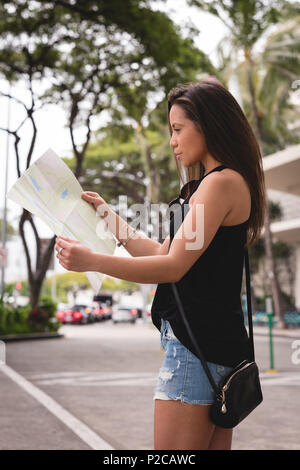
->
[1, 84, 11, 300]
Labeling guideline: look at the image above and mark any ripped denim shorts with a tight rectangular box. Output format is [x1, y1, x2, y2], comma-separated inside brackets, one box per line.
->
[153, 318, 234, 405]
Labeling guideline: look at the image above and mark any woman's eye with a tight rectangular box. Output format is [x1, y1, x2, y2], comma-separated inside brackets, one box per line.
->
[174, 129, 180, 132]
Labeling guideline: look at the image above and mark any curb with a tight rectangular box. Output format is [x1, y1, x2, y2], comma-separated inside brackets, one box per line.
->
[0, 332, 64, 342]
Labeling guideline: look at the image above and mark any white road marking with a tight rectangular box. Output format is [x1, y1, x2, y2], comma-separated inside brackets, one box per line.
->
[0, 363, 114, 450]
[24, 370, 300, 388]
[29, 371, 157, 387]
[27, 371, 155, 380]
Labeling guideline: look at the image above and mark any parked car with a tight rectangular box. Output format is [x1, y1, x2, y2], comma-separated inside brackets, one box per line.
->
[112, 305, 139, 324]
[84, 305, 97, 323]
[93, 295, 113, 320]
[118, 295, 144, 319]
[92, 300, 109, 322]
[56, 305, 71, 323]
[57, 304, 95, 324]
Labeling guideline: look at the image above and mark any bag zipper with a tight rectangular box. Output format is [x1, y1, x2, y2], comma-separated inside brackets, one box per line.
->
[220, 362, 252, 414]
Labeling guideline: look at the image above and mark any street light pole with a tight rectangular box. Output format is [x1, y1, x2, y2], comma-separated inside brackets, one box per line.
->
[1, 84, 11, 300]
[266, 296, 277, 373]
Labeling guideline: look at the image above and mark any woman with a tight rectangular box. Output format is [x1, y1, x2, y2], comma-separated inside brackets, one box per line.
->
[56, 80, 266, 450]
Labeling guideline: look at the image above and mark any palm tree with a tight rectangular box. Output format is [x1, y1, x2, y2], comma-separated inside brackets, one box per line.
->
[189, 0, 300, 327]
[221, 16, 300, 155]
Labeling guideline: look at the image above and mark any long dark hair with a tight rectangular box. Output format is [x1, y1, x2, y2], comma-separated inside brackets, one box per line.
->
[167, 80, 266, 248]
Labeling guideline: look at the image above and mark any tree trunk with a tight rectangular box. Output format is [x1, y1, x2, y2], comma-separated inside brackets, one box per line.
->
[251, 284, 258, 313]
[263, 200, 286, 327]
[246, 59, 287, 328]
[29, 278, 43, 311]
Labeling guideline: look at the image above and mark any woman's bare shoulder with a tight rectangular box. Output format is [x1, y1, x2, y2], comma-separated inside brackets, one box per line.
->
[189, 168, 251, 225]
[219, 169, 251, 224]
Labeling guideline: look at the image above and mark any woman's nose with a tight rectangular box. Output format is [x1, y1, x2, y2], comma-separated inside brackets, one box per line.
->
[170, 135, 177, 148]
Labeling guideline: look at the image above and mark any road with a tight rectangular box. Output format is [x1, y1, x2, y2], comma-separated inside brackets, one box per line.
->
[0, 319, 299, 450]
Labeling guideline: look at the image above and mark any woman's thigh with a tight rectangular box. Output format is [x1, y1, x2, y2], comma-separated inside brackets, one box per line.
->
[154, 399, 215, 450]
[153, 319, 234, 449]
[153, 319, 234, 405]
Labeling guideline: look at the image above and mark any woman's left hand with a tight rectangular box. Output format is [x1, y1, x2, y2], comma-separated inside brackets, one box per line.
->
[55, 236, 93, 272]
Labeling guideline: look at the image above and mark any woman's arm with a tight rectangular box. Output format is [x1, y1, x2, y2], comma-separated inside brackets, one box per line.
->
[82, 191, 163, 257]
[56, 237, 177, 283]
[92, 253, 177, 284]
[107, 206, 163, 257]
[57, 174, 232, 284]
[57, 173, 232, 283]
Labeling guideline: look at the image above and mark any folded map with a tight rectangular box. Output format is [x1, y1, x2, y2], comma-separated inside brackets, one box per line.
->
[6, 148, 117, 294]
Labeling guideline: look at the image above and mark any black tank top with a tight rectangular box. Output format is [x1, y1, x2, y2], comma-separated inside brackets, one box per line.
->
[151, 165, 251, 367]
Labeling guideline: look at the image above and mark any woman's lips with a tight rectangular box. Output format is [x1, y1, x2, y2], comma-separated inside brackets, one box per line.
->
[175, 153, 182, 159]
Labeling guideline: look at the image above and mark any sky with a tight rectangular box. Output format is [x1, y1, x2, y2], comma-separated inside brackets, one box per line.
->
[0, 0, 227, 280]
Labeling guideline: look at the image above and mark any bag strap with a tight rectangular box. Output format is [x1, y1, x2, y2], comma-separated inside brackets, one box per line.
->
[171, 282, 220, 395]
[170, 248, 254, 395]
[244, 249, 255, 362]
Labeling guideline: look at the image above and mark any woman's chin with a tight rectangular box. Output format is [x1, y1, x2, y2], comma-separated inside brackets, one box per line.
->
[181, 161, 191, 168]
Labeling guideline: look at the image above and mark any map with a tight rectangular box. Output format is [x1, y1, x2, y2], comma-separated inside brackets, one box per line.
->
[7, 148, 117, 294]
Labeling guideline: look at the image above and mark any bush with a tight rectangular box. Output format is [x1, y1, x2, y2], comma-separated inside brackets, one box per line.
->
[0, 296, 61, 335]
[27, 295, 60, 333]
[0, 300, 31, 335]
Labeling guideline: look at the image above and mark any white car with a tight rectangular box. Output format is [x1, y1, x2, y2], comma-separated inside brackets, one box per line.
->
[112, 305, 139, 324]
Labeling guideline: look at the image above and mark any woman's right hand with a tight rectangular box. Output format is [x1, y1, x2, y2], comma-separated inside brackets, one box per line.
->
[81, 191, 110, 218]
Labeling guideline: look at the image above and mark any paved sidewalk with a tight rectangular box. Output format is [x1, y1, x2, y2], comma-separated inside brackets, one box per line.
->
[0, 321, 299, 450]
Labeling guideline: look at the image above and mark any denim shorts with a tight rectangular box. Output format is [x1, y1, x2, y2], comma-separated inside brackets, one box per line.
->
[153, 319, 234, 405]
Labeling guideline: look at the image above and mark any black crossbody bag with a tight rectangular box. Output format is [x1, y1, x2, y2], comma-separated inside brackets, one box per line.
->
[171, 249, 263, 429]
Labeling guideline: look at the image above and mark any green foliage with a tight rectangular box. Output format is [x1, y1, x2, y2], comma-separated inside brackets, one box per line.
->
[39, 295, 58, 318]
[107, 278, 140, 292]
[188, 0, 292, 48]
[76, 121, 179, 209]
[249, 237, 265, 272]
[0, 299, 31, 335]
[269, 200, 283, 222]
[255, 290, 296, 311]
[27, 295, 60, 333]
[42, 272, 89, 303]
[189, 1, 300, 153]
[42, 272, 139, 304]
[5, 280, 28, 297]
[0, 0, 215, 318]
[0, 295, 60, 336]
[249, 199, 290, 268]
[237, 15, 300, 154]
[3, 283, 14, 297]
[273, 240, 293, 259]
[0, 218, 16, 241]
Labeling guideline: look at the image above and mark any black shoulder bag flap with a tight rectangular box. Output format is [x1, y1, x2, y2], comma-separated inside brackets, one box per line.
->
[171, 249, 263, 429]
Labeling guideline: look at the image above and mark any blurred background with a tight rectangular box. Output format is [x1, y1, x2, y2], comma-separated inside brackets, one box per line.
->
[0, 0, 300, 451]
[1, 0, 300, 331]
